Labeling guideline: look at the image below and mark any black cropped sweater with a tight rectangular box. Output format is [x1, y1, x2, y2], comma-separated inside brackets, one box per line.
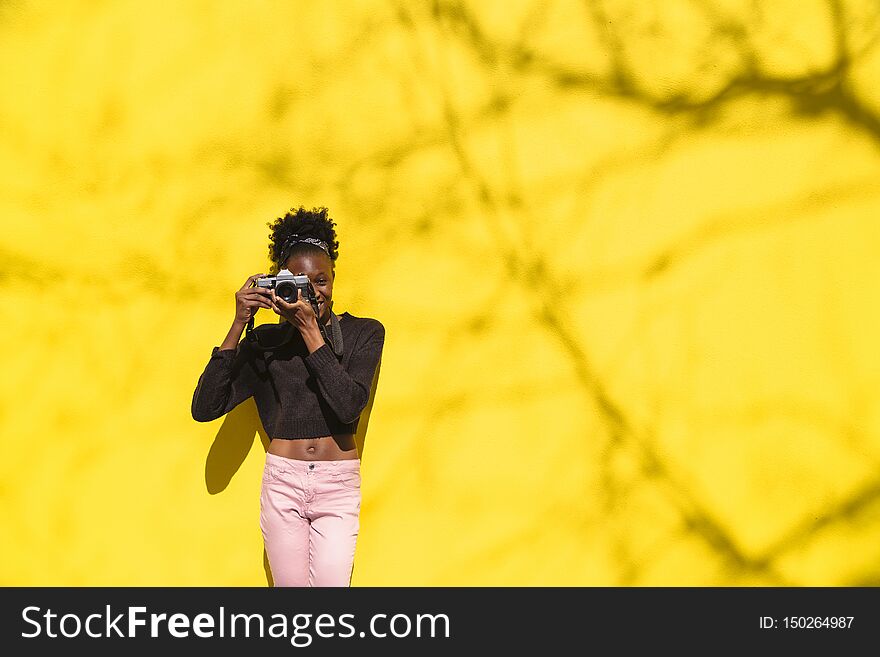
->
[191, 313, 385, 439]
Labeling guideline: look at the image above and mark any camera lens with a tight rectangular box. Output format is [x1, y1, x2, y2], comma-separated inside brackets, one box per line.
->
[276, 281, 295, 302]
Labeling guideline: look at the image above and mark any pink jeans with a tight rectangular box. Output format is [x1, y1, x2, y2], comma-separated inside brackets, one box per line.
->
[259, 452, 361, 587]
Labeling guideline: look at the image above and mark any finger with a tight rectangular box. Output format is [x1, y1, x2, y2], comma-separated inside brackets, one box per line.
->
[241, 273, 265, 291]
[243, 289, 272, 301]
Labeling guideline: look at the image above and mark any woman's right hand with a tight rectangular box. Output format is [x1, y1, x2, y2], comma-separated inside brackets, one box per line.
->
[234, 273, 274, 325]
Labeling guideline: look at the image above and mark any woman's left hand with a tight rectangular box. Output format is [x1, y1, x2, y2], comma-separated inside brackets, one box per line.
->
[271, 288, 319, 334]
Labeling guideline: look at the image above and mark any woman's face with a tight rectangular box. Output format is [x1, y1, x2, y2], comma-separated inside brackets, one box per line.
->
[285, 252, 335, 323]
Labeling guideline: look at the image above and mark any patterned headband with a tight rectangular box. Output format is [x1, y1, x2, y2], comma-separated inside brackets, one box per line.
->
[279, 234, 330, 263]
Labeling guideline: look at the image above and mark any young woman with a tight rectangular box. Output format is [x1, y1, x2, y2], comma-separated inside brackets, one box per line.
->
[191, 206, 385, 587]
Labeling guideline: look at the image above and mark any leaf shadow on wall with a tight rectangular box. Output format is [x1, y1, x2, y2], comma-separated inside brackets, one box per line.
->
[202, 358, 383, 587]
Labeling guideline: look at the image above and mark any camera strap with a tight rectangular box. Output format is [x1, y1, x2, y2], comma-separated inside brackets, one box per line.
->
[324, 311, 344, 356]
[244, 314, 263, 345]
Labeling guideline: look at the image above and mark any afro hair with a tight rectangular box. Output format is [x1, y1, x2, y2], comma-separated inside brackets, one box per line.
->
[266, 205, 340, 275]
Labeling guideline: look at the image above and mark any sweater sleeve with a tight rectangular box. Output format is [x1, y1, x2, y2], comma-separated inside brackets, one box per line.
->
[303, 321, 385, 424]
[191, 338, 259, 422]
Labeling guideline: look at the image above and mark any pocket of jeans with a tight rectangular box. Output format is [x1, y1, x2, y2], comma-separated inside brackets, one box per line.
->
[336, 470, 361, 490]
[262, 463, 280, 485]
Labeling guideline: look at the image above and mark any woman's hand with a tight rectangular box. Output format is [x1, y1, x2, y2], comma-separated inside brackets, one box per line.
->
[270, 287, 320, 334]
[234, 273, 273, 325]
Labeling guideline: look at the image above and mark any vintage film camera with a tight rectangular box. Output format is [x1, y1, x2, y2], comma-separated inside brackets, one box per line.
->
[256, 269, 318, 307]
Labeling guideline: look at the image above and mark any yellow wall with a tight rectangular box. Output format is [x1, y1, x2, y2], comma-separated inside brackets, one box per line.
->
[2, 0, 880, 585]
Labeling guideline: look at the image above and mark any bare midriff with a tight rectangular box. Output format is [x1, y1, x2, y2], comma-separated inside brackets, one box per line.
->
[268, 435, 358, 461]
